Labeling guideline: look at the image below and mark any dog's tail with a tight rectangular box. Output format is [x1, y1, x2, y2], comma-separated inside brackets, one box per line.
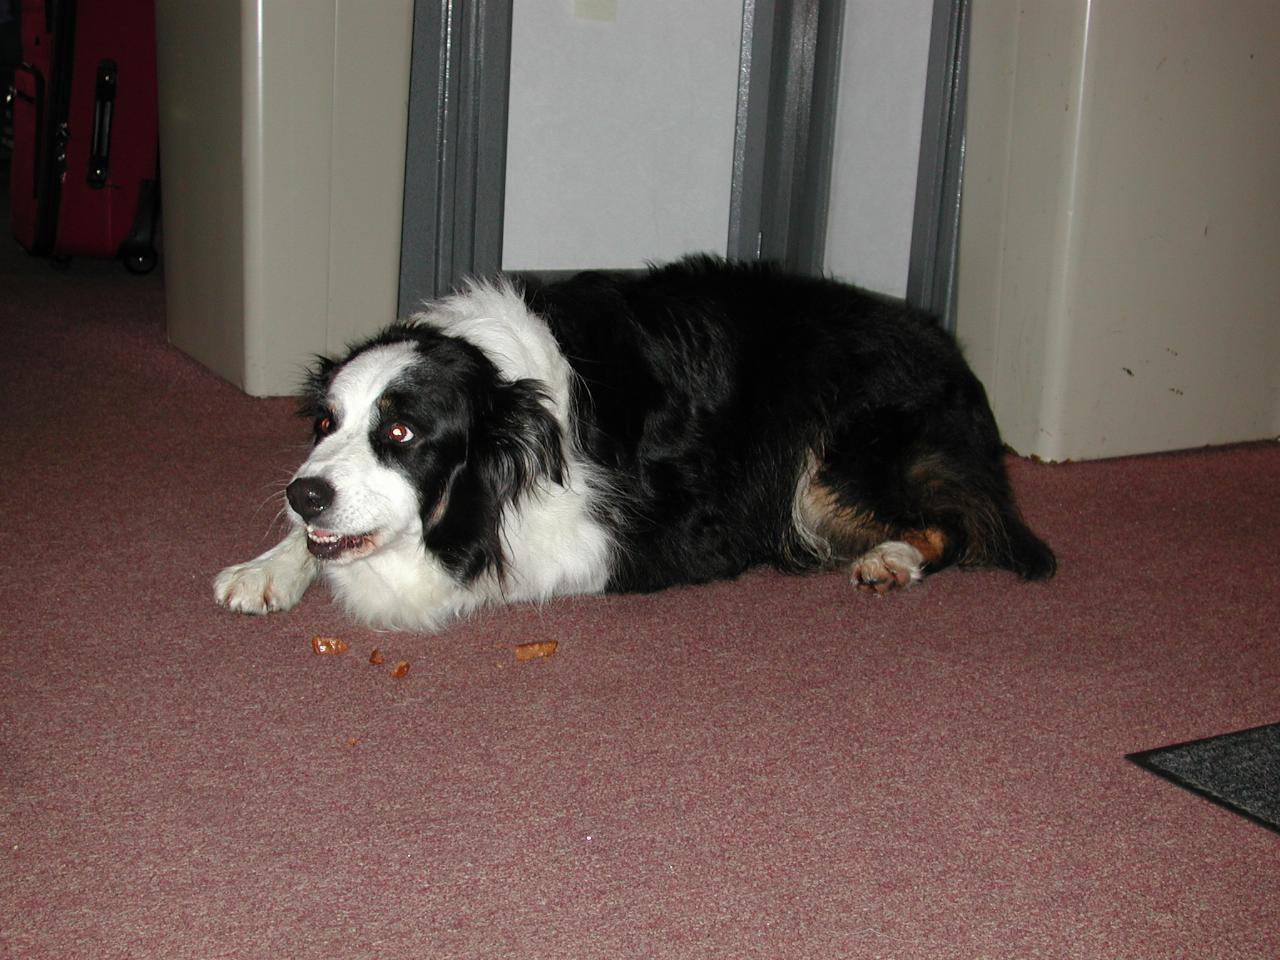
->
[990, 512, 1057, 580]
[902, 451, 1056, 580]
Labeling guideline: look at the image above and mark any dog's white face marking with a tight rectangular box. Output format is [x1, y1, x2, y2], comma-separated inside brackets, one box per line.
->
[292, 341, 423, 564]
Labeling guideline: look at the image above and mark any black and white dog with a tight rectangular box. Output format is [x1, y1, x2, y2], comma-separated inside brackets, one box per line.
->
[215, 256, 1054, 631]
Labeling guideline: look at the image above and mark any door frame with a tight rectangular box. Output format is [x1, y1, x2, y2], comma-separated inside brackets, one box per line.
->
[397, 0, 969, 325]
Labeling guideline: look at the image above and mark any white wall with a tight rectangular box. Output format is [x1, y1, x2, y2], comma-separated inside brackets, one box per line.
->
[503, 1, 932, 294]
[823, 0, 934, 296]
[501, 0, 744, 270]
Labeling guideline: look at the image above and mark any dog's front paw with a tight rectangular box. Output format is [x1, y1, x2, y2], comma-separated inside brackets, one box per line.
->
[214, 535, 317, 614]
[851, 540, 923, 595]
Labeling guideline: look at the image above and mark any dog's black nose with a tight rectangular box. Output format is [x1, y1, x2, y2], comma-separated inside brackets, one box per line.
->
[286, 477, 335, 522]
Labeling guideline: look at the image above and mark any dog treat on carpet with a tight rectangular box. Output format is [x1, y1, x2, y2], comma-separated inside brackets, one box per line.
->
[514, 640, 558, 662]
[390, 660, 410, 678]
[369, 648, 385, 665]
[311, 635, 348, 655]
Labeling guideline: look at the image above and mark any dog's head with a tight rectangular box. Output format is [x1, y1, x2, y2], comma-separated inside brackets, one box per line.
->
[288, 324, 564, 583]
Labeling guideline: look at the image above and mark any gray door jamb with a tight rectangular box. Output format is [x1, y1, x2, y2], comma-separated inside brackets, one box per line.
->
[398, 0, 514, 315]
[727, 0, 846, 275]
[907, 0, 970, 331]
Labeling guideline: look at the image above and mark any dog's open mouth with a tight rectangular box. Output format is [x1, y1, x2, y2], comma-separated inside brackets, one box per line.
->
[306, 528, 378, 561]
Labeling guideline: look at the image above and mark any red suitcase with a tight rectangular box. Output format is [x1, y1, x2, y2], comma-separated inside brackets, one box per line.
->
[9, 0, 159, 272]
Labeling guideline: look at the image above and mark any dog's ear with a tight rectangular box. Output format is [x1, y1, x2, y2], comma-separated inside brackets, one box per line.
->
[423, 379, 564, 584]
[297, 355, 337, 420]
[479, 378, 565, 499]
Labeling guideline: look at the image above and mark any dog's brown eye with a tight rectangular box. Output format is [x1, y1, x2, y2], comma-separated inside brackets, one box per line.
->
[386, 423, 414, 444]
[316, 414, 335, 435]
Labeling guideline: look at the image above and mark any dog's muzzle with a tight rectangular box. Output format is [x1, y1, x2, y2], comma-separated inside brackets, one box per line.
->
[286, 476, 378, 561]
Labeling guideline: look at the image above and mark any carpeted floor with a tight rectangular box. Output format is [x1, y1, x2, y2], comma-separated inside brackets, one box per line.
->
[2, 210, 1278, 958]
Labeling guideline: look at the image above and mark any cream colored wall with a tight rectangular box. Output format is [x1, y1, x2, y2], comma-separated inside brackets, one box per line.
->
[155, 0, 246, 387]
[958, 0, 1280, 461]
[159, 0, 413, 397]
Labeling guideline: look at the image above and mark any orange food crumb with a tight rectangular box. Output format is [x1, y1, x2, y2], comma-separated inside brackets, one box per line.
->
[514, 640, 558, 662]
[390, 660, 410, 678]
[311, 635, 348, 655]
[369, 648, 385, 665]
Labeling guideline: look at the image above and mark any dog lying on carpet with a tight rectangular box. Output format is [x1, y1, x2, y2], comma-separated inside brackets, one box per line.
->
[214, 256, 1055, 631]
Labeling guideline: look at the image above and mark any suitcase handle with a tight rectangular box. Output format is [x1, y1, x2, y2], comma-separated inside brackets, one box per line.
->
[10, 63, 47, 199]
[88, 59, 117, 189]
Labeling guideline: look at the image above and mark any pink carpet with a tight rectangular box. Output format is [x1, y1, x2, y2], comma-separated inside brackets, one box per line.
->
[2, 227, 1278, 958]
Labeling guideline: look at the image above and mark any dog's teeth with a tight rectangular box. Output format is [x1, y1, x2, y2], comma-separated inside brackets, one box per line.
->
[307, 529, 368, 546]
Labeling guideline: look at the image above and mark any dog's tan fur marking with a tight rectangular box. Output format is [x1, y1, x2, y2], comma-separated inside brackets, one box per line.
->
[906, 452, 1008, 567]
[901, 526, 947, 568]
[794, 449, 951, 592]
[794, 451, 891, 562]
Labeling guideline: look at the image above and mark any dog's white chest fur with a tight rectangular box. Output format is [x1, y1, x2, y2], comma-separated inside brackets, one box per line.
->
[322, 470, 612, 630]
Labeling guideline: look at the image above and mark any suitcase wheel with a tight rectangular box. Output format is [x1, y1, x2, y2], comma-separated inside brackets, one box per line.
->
[123, 248, 158, 275]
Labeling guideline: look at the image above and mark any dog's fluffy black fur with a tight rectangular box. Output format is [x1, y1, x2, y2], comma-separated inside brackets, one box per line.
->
[521, 255, 1055, 591]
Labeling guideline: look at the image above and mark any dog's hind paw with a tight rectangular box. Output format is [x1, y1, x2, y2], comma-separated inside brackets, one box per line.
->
[214, 535, 317, 614]
[851, 540, 924, 595]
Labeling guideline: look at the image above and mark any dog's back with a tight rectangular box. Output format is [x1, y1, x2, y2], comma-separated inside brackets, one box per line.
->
[525, 256, 1055, 593]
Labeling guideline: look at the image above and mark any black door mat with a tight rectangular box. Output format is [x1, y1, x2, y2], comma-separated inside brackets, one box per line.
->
[1128, 722, 1280, 835]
